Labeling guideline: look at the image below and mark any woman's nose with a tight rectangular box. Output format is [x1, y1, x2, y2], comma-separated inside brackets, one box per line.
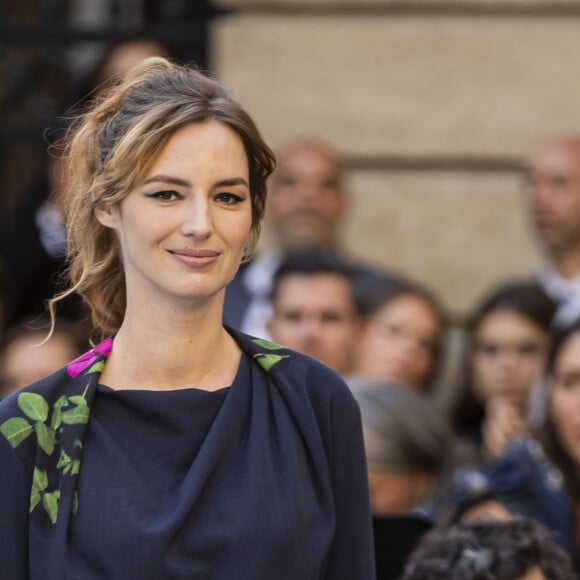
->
[181, 200, 213, 240]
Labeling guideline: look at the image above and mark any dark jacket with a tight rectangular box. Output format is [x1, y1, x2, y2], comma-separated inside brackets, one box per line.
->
[0, 329, 375, 579]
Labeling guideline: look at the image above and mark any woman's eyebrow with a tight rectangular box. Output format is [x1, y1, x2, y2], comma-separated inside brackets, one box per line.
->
[142, 175, 249, 188]
[214, 177, 249, 188]
[143, 175, 191, 187]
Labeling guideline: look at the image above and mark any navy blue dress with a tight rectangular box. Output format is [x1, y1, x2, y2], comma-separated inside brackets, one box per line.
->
[0, 331, 375, 579]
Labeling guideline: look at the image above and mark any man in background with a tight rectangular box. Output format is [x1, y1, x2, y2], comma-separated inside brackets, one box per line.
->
[267, 252, 361, 376]
[526, 135, 580, 326]
[224, 137, 397, 337]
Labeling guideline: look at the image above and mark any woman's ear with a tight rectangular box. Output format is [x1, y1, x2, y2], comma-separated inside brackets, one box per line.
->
[94, 203, 120, 230]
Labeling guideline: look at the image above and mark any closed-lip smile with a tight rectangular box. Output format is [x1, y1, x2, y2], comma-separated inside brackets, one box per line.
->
[170, 249, 220, 258]
[168, 248, 221, 268]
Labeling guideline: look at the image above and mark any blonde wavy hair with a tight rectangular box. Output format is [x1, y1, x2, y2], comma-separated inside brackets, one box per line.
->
[49, 57, 276, 340]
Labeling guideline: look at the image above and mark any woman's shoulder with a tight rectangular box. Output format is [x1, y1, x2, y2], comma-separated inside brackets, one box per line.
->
[0, 367, 72, 421]
[232, 329, 356, 408]
[0, 366, 74, 473]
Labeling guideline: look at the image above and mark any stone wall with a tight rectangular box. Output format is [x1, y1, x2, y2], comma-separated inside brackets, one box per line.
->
[211, 1, 580, 315]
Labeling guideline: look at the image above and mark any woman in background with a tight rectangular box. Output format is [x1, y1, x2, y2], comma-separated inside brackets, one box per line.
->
[451, 281, 556, 463]
[351, 382, 451, 580]
[541, 320, 580, 571]
[351, 279, 445, 392]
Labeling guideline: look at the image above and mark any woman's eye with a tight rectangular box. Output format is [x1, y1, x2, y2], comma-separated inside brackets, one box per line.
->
[383, 323, 401, 337]
[518, 343, 541, 357]
[145, 190, 181, 201]
[215, 192, 244, 204]
[554, 371, 580, 389]
[477, 343, 499, 357]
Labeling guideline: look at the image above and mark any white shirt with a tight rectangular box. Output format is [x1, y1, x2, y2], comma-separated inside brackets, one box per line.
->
[538, 268, 580, 327]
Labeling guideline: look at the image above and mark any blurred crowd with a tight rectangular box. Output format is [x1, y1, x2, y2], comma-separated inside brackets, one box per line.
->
[0, 36, 579, 580]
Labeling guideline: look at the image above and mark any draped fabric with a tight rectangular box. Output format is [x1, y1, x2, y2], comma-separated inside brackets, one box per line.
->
[0, 329, 375, 579]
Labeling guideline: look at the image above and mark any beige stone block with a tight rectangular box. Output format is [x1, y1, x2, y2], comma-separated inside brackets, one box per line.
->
[213, 15, 580, 157]
[261, 169, 544, 315]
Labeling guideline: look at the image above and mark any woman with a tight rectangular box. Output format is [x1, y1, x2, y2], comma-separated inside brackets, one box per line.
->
[351, 383, 451, 517]
[0, 58, 374, 579]
[351, 279, 444, 391]
[350, 382, 451, 579]
[451, 281, 556, 462]
[542, 320, 580, 570]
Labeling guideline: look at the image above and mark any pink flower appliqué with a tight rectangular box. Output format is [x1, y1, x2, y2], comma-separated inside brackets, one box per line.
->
[66, 337, 113, 378]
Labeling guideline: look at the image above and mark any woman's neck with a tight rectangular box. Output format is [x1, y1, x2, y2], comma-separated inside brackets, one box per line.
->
[100, 293, 241, 391]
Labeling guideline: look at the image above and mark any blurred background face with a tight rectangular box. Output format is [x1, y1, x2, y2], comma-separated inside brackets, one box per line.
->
[1, 332, 79, 397]
[268, 272, 359, 375]
[461, 499, 513, 523]
[549, 332, 580, 464]
[368, 471, 433, 516]
[95, 39, 172, 89]
[471, 309, 549, 409]
[355, 294, 439, 388]
[519, 568, 546, 580]
[266, 144, 346, 250]
[526, 139, 580, 257]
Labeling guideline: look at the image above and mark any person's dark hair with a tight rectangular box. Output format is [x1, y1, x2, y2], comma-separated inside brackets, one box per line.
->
[356, 278, 446, 391]
[452, 280, 557, 433]
[401, 517, 575, 580]
[49, 57, 275, 340]
[350, 382, 451, 478]
[546, 317, 580, 376]
[270, 250, 357, 307]
[539, 319, 580, 506]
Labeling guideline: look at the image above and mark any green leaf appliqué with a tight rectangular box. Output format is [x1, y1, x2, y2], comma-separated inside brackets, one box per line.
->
[1, 385, 92, 525]
[251, 338, 285, 351]
[68, 395, 87, 405]
[30, 463, 48, 516]
[253, 353, 290, 372]
[0, 417, 34, 447]
[57, 449, 72, 470]
[18, 392, 49, 422]
[60, 404, 89, 425]
[30, 488, 41, 512]
[32, 467, 48, 492]
[51, 396, 69, 430]
[87, 361, 105, 374]
[35, 422, 55, 455]
[43, 491, 60, 524]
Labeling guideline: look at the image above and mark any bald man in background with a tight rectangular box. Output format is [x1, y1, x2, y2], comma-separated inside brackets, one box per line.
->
[224, 137, 399, 338]
[526, 135, 580, 326]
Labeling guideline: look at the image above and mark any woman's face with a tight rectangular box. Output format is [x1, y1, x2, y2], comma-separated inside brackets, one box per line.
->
[549, 332, 580, 464]
[471, 310, 549, 408]
[95, 120, 252, 307]
[355, 294, 440, 388]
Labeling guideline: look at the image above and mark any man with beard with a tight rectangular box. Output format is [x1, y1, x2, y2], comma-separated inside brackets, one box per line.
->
[224, 137, 397, 337]
[526, 136, 580, 326]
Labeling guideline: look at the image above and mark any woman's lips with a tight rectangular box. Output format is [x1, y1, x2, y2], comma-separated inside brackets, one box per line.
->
[169, 249, 220, 268]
